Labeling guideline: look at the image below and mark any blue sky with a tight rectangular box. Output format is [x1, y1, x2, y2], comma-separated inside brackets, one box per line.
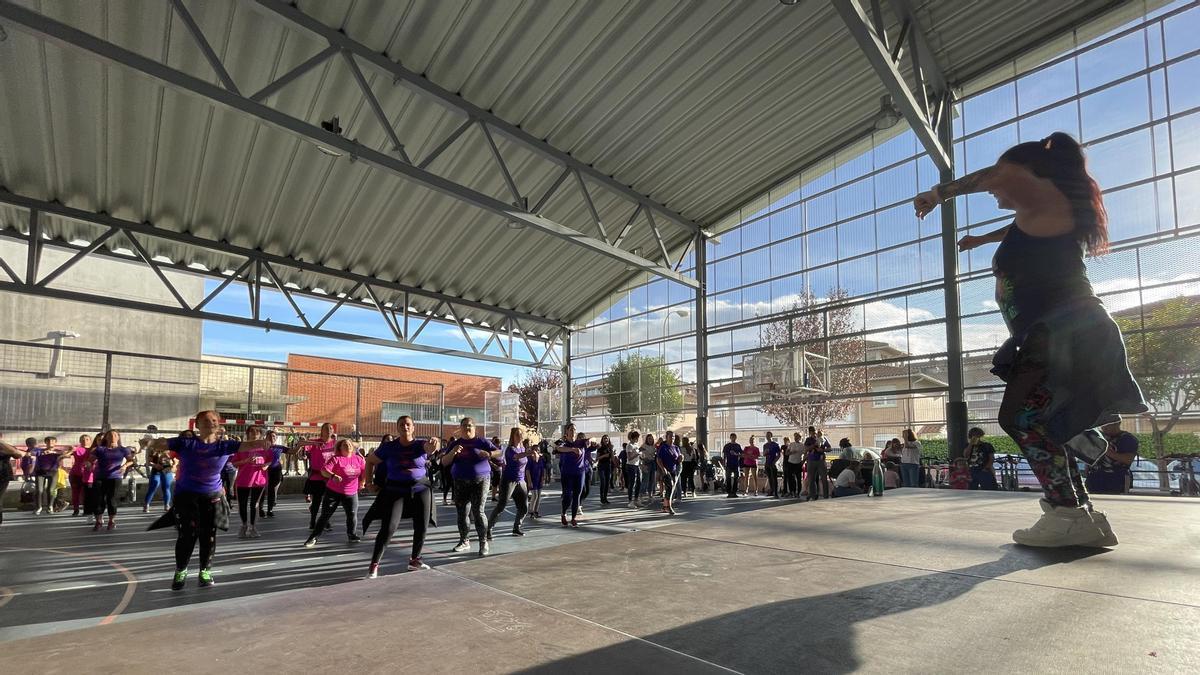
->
[200, 279, 529, 387]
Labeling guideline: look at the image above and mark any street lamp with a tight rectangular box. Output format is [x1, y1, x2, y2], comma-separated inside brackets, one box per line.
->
[46, 330, 79, 378]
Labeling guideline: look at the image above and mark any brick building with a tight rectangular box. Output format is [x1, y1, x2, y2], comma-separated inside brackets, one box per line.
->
[284, 354, 501, 439]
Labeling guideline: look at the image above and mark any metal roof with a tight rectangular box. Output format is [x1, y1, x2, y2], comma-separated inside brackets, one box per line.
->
[0, 0, 1131, 342]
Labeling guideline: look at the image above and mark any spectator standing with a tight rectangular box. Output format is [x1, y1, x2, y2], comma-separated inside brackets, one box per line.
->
[741, 436, 761, 496]
[900, 429, 923, 487]
[722, 434, 743, 498]
[762, 432, 782, 498]
[784, 432, 805, 497]
[804, 437, 829, 500]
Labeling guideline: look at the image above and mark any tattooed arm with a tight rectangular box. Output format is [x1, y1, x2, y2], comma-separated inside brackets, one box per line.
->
[913, 166, 998, 219]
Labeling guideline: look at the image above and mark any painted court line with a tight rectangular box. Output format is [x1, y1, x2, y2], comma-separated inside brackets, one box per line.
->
[239, 563, 276, 570]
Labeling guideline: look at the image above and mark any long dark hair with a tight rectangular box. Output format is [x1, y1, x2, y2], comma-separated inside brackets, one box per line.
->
[999, 131, 1108, 255]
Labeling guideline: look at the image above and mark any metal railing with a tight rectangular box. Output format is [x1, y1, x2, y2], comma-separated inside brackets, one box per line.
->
[0, 338, 445, 440]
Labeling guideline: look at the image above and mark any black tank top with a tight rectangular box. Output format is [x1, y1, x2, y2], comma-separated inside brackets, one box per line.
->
[991, 224, 1096, 336]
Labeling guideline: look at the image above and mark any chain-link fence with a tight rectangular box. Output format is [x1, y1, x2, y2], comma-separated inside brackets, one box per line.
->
[0, 338, 444, 442]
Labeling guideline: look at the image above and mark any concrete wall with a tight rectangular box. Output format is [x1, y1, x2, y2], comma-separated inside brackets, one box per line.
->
[0, 239, 204, 435]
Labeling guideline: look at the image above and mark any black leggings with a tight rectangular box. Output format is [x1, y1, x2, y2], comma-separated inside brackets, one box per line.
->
[174, 490, 219, 571]
[597, 465, 612, 503]
[98, 477, 121, 517]
[561, 473, 585, 518]
[313, 491, 359, 536]
[236, 486, 264, 524]
[0, 480, 8, 525]
[370, 487, 431, 564]
[488, 479, 528, 532]
[624, 466, 640, 502]
[765, 464, 780, 496]
[306, 479, 327, 529]
[440, 466, 453, 501]
[265, 465, 282, 513]
[453, 477, 489, 542]
[682, 461, 698, 493]
[784, 463, 803, 495]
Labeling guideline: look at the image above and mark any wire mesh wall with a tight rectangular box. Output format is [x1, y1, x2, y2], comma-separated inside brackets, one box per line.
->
[0, 339, 444, 441]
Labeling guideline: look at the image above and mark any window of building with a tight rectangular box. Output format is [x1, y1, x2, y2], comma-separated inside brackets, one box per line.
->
[872, 385, 898, 408]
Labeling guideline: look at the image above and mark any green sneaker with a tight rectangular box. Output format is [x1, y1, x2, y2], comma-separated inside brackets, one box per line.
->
[171, 569, 187, 591]
[198, 569, 215, 588]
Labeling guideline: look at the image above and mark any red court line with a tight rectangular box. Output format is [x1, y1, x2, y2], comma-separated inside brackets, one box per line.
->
[0, 547, 138, 626]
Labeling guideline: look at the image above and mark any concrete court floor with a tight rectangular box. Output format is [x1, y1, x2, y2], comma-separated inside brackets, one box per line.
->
[0, 484, 781, 639]
[2, 490, 1198, 674]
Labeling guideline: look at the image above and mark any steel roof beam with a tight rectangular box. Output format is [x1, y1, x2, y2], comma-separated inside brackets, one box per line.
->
[0, 1, 697, 289]
[832, 0, 952, 173]
[0, 188, 564, 330]
[245, 0, 704, 239]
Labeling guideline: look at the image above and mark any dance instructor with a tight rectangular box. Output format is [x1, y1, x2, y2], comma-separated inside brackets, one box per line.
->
[914, 131, 1147, 547]
[149, 410, 273, 589]
[364, 416, 439, 577]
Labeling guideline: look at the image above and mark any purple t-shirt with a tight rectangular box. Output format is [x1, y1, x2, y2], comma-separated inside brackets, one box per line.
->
[657, 443, 681, 473]
[375, 439, 428, 483]
[557, 439, 589, 476]
[722, 442, 742, 469]
[764, 441, 782, 463]
[92, 446, 132, 480]
[502, 445, 528, 483]
[34, 450, 62, 476]
[527, 455, 546, 489]
[169, 437, 241, 494]
[449, 437, 498, 481]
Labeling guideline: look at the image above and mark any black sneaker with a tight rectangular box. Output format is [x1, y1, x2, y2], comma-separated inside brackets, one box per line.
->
[512, 527, 525, 537]
[348, 533, 361, 543]
[198, 569, 215, 587]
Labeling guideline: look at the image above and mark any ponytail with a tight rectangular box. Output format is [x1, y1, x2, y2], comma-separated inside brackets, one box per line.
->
[999, 131, 1108, 255]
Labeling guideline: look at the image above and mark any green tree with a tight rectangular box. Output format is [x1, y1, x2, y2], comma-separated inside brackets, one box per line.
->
[603, 353, 685, 432]
[1115, 296, 1200, 487]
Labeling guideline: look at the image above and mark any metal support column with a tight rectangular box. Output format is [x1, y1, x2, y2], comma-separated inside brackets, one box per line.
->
[694, 232, 709, 450]
[102, 352, 113, 429]
[938, 93, 968, 459]
[354, 377, 363, 440]
[561, 333, 572, 426]
[247, 366, 255, 418]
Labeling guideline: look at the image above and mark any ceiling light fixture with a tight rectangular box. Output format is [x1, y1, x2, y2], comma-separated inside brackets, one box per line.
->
[317, 115, 344, 157]
[874, 94, 901, 130]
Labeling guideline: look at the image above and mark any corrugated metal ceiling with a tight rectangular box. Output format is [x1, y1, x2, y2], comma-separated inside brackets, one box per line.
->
[0, 0, 1130, 335]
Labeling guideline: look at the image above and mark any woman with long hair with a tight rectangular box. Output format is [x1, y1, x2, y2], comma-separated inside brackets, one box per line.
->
[143, 437, 176, 513]
[914, 131, 1146, 547]
[741, 435, 761, 497]
[260, 429, 287, 519]
[487, 427, 535, 538]
[898, 429, 922, 488]
[637, 433, 658, 506]
[656, 430, 682, 516]
[364, 417, 439, 578]
[89, 430, 135, 531]
[621, 431, 642, 507]
[231, 426, 272, 539]
[526, 439, 545, 518]
[595, 435, 615, 506]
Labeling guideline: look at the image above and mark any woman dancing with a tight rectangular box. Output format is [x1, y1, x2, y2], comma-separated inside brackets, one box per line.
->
[914, 131, 1146, 547]
[554, 423, 588, 527]
[442, 418, 499, 557]
[363, 416, 439, 578]
[487, 427, 535, 538]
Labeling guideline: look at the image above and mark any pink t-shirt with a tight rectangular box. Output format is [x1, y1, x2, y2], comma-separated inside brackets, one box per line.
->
[69, 446, 94, 482]
[742, 446, 761, 467]
[305, 440, 336, 482]
[233, 448, 271, 488]
[323, 454, 365, 496]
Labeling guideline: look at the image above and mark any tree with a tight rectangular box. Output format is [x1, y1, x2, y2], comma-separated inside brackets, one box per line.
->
[507, 369, 563, 429]
[1115, 296, 1200, 485]
[755, 290, 867, 430]
[604, 353, 685, 432]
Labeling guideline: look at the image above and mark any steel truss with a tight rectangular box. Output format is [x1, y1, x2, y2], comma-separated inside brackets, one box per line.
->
[0, 191, 565, 368]
[0, 0, 699, 289]
[832, 0, 954, 172]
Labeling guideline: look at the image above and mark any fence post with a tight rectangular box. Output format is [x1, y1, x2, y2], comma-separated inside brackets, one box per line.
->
[247, 366, 255, 420]
[354, 377, 362, 439]
[102, 352, 112, 429]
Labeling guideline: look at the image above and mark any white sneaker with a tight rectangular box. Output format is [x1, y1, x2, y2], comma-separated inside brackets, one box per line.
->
[34, 507, 43, 515]
[479, 541, 490, 558]
[451, 540, 470, 553]
[238, 524, 248, 539]
[1086, 507, 1119, 547]
[1012, 500, 1109, 547]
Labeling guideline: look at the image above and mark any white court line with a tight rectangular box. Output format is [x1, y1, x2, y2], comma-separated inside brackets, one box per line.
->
[46, 584, 98, 592]
[239, 563, 276, 570]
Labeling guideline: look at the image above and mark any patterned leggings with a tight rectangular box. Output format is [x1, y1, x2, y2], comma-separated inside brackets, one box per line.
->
[998, 328, 1089, 508]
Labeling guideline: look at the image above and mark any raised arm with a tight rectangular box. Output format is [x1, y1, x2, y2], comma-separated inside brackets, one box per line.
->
[914, 165, 999, 219]
[0, 439, 27, 458]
